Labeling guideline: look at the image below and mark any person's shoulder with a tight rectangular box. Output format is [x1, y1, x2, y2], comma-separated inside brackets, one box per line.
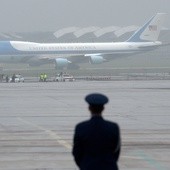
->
[104, 119, 120, 129]
[75, 119, 90, 129]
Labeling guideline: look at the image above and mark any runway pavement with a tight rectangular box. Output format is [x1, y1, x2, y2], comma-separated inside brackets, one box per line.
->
[0, 80, 170, 170]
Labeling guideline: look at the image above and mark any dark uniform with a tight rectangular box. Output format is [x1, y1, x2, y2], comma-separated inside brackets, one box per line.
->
[72, 93, 121, 170]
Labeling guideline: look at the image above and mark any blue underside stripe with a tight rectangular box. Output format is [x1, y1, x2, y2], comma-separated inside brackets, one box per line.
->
[0, 41, 19, 54]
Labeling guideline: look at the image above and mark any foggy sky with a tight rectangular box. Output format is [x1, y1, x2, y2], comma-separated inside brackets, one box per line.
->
[0, 0, 169, 32]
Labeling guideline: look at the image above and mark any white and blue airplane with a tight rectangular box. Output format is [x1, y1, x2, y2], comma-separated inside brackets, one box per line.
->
[0, 13, 166, 69]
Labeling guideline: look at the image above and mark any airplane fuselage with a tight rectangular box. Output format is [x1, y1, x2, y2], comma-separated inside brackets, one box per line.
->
[0, 41, 162, 56]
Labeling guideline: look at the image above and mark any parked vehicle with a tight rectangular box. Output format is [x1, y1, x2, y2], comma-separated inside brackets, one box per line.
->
[9, 74, 24, 83]
[54, 72, 75, 82]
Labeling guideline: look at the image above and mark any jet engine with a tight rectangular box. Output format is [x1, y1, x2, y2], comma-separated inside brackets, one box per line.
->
[89, 55, 106, 64]
[55, 58, 71, 69]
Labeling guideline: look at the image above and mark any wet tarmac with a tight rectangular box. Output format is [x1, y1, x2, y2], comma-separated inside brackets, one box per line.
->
[0, 80, 170, 170]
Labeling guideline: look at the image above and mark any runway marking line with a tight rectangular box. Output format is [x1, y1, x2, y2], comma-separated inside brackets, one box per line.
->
[133, 150, 168, 170]
[16, 118, 161, 162]
[17, 117, 72, 150]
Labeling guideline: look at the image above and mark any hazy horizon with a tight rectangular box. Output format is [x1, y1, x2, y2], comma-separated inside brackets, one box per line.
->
[0, 0, 169, 32]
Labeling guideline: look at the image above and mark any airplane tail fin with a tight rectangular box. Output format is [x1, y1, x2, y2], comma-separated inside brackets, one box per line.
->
[127, 13, 166, 42]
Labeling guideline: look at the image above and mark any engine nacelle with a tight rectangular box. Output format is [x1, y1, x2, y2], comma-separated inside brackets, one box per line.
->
[55, 58, 71, 69]
[89, 55, 105, 64]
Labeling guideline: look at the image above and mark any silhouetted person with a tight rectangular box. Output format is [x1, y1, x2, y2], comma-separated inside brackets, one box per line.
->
[72, 93, 121, 170]
[0, 74, 3, 82]
[39, 73, 44, 82]
[6, 75, 9, 83]
[43, 73, 47, 82]
[12, 74, 16, 83]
